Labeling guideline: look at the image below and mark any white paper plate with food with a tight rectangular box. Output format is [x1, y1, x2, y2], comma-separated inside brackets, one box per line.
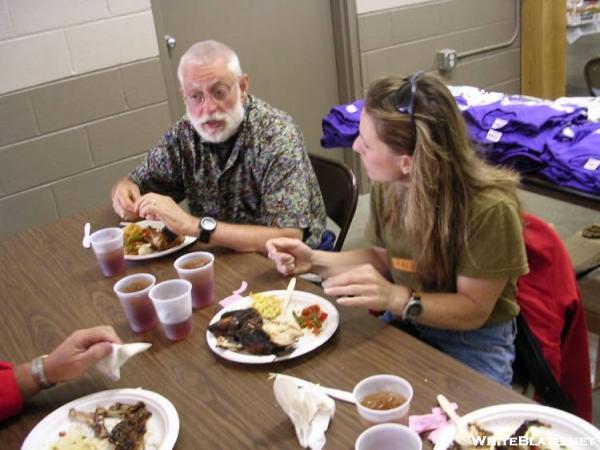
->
[434, 403, 600, 450]
[22, 388, 179, 450]
[123, 220, 196, 261]
[206, 289, 339, 364]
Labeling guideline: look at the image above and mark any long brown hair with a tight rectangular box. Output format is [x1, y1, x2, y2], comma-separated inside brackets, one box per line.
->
[364, 73, 521, 290]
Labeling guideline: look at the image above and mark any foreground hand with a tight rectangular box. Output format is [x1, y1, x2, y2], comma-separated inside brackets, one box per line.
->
[111, 179, 141, 221]
[322, 264, 410, 312]
[44, 326, 122, 383]
[266, 237, 313, 276]
[136, 194, 194, 236]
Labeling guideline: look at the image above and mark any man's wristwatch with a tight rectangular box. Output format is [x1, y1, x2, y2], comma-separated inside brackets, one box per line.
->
[31, 355, 56, 389]
[199, 217, 217, 243]
[401, 291, 423, 322]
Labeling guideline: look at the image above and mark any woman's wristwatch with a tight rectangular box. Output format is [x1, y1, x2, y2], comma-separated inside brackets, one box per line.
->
[31, 355, 56, 389]
[401, 291, 423, 322]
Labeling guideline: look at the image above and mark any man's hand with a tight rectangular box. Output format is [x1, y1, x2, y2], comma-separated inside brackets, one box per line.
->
[266, 237, 313, 275]
[44, 326, 122, 384]
[136, 194, 196, 236]
[111, 178, 141, 221]
[322, 264, 411, 313]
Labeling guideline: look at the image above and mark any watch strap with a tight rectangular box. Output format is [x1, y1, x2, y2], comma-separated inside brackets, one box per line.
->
[31, 355, 56, 389]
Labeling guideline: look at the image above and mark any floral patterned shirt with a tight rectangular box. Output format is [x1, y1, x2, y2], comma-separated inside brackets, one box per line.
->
[129, 95, 326, 248]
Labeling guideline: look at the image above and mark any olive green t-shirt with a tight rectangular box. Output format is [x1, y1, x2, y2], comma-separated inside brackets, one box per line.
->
[365, 182, 529, 325]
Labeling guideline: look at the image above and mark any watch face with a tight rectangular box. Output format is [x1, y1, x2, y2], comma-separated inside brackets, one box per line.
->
[406, 302, 422, 320]
[201, 217, 217, 231]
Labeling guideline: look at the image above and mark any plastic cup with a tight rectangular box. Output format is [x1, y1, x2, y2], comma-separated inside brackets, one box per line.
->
[149, 279, 193, 341]
[113, 273, 158, 333]
[174, 252, 214, 309]
[353, 374, 413, 427]
[90, 227, 125, 277]
[355, 423, 422, 450]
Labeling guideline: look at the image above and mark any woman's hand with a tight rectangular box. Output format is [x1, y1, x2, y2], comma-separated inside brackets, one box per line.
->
[322, 264, 411, 313]
[44, 326, 122, 383]
[266, 237, 313, 276]
[136, 194, 195, 236]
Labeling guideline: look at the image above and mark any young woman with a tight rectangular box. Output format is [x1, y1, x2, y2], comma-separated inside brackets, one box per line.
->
[266, 72, 528, 385]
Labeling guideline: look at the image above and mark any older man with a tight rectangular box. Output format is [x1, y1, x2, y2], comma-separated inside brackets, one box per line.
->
[111, 40, 326, 252]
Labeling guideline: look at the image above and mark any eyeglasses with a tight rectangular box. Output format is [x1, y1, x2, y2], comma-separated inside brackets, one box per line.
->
[393, 70, 424, 150]
[184, 82, 236, 107]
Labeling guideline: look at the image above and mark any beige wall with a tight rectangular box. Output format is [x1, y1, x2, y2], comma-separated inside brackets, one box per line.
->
[356, 0, 521, 94]
[0, 1, 170, 239]
[1, 0, 522, 238]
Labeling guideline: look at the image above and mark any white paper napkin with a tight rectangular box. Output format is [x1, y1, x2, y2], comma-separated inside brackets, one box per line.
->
[273, 374, 335, 450]
[95, 343, 151, 381]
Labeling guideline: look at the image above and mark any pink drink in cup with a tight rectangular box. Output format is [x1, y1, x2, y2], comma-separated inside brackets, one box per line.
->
[90, 227, 125, 277]
[149, 279, 193, 341]
[113, 273, 158, 333]
[174, 252, 214, 309]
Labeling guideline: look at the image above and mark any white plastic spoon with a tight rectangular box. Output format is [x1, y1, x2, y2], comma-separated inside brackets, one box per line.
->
[281, 277, 296, 316]
[82, 223, 91, 248]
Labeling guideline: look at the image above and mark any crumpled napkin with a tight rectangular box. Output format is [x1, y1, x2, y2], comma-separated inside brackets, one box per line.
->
[273, 374, 335, 450]
[95, 343, 151, 381]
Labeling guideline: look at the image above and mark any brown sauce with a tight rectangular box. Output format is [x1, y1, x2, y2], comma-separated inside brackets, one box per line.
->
[120, 280, 152, 293]
[181, 258, 209, 269]
[360, 391, 406, 410]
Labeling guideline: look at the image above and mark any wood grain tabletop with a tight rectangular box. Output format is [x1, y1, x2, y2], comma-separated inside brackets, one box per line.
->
[0, 205, 532, 449]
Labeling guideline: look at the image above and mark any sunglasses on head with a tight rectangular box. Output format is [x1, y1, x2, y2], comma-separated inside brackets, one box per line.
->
[393, 70, 424, 150]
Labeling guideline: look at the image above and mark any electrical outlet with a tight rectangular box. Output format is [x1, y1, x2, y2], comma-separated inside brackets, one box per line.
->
[437, 49, 458, 71]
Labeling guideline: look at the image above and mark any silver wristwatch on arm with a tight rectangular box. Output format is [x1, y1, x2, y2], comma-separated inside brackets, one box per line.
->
[199, 217, 217, 244]
[31, 355, 56, 389]
[401, 291, 423, 322]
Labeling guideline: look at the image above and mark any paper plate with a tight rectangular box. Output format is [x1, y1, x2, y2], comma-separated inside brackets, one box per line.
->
[206, 290, 339, 364]
[22, 388, 179, 450]
[434, 403, 600, 450]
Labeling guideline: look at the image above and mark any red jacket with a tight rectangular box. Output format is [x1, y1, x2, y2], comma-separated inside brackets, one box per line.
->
[517, 213, 592, 421]
[0, 361, 23, 421]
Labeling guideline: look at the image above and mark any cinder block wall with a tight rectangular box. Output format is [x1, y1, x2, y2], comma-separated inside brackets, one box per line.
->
[0, 1, 171, 239]
[356, 0, 521, 93]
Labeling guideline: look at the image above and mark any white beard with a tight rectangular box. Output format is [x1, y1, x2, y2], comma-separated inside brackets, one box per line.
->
[188, 93, 245, 143]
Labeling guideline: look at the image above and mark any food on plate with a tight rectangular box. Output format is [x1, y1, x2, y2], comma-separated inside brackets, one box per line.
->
[68, 401, 152, 450]
[50, 425, 109, 450]
[262, 319, 304, 347]
[293, 304, 328, 335]
[208, 307, 302, 355]
[123, 223, 183, 256]
[448, 419, 562, 450]
[250, 292, 282, 319]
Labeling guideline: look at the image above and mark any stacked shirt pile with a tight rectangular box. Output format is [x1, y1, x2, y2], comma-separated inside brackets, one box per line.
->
[320, 88, 600, 195]
[451, 86, 600, 195]
[321, 98, 363, 148]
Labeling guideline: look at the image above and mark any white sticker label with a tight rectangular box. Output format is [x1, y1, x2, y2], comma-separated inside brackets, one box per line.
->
[486, 129, 502, 143]
[346, 104, 358, 113]
[562, 127, 575, 139]
[491, 118, 508, 129]
[583, 158, 600, 171]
